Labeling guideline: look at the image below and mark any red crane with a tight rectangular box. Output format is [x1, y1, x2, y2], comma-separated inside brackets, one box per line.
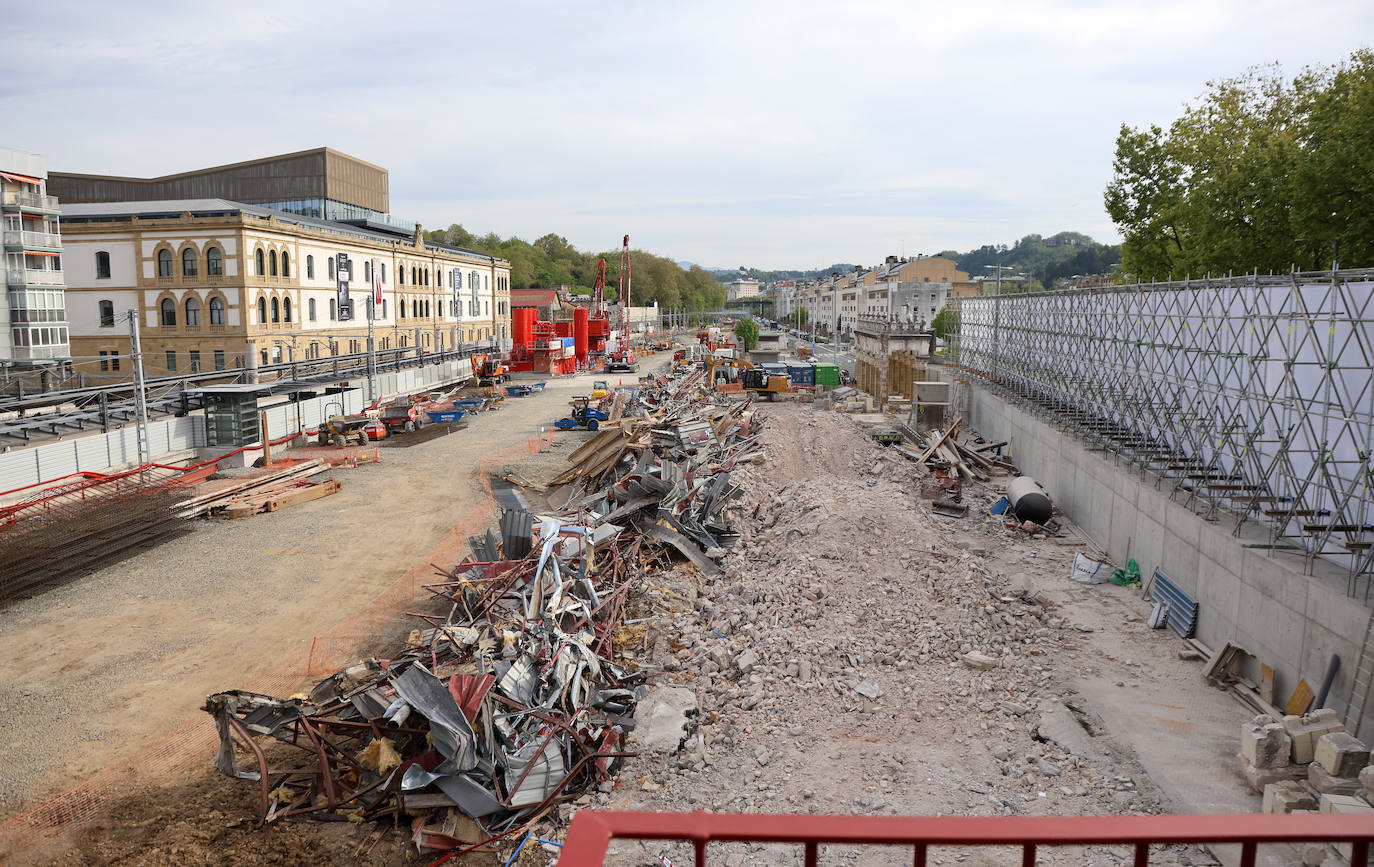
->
[618, 235, 631, 340]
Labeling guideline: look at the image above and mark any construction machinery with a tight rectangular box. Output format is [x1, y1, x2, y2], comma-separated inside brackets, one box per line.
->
[591, 380, 609, 400]
[318, 414, 372, 447]
[379, 396, 428, 433]
[471, 353, 510, 386]
[740, 367, 792, 400]
[554, 396, 609, 431]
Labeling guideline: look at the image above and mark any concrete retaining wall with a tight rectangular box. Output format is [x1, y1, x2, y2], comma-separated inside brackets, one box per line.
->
[965, 380, 1374, 737]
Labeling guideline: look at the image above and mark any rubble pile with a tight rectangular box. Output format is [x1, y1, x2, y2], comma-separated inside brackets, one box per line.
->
[202, 370, 763, 858]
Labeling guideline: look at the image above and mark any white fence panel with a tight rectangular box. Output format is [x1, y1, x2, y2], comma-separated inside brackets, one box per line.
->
[74, 435, 109, 472]
[0, 450, 40, 493]
[33, 441, 78, 480]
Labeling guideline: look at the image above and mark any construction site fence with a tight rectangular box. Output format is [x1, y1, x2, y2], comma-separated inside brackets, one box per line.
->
[951, 267, 1374, 589]
[0, 426, 556, 858]
[0, 357, 476, 498]
[559, 810, 1374, 866]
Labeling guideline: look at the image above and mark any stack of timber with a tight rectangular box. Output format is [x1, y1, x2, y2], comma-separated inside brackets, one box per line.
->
[179, 460, 340, 519]
[896, 417, 1017, 482]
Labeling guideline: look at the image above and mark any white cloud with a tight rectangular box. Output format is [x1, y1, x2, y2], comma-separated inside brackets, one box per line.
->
[3, 0, 1370, 267]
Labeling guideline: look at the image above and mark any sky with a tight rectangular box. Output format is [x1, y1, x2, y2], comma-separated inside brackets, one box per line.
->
[3, 1, 1371, 270]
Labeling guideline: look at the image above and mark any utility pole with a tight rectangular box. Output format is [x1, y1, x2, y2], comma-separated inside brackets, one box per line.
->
[127, 309, 150, 467]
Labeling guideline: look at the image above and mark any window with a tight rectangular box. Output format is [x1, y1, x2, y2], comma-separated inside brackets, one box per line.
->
[329, 298, 337, 320]
[207, 246, 222, 276]
[185, 296, 201, 326]
[95, 251, 111, 279]
[269, 250, 278, 277]
[189, 350, 201, 372]
[328, 256, 335, 279]
[209, 296, 225, 325]
[364, 260, 371, 282]
[399, 298, 406, 319]
[256, 248, 266, 276]
[412, 299, 418, 318]
[160, 297, 176, 326]
[182, 248, 197, 277]
[307, 255, 315, 279]
[381, 263, 387, 283]
[283, 297, 292, 322]
[411, 266, 417, 285]
[165, 350, 177, 371]
[308, 298, 317, 321]
[271, 297, 280, 322]
[98, 299, 114, 327]
[214, 349, 225, 371]
[281, 251, 290, 278]
[258, 296, 267, 324]
[157, 249, 173, 277]
[398, 267, 405, 285]
[425, 299, 431, 317]
[382, 299, 387, 319]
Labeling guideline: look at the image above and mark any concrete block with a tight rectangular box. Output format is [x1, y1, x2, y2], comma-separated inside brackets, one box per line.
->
[1286, 709, 1346, 764]
[1309, 761, 1363, 797]
[1361, 764, 1374, 801]
[1316, 732, 1370, 778]
[1319, 792, 1373, 813]
[1242, 719, 1292, 769]
[1263, 780, 1317, 814]
[1242, 760, 1306, 793]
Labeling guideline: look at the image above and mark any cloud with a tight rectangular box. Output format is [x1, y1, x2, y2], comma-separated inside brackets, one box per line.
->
[3, 0, 1370, 267]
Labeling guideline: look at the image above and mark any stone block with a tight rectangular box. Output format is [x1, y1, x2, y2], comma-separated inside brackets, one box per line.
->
[1263, 780, 1317, 814]
[1242, 719, 1292, 769]
[1319, 792, 1373, 814]
[1240, 757, 1306, 794]
[1285, 709, 1346, 764]
[1309, 762, 1362, 796]
[1360, 764, 1374, 801]
[1316, 732, 1370, 777]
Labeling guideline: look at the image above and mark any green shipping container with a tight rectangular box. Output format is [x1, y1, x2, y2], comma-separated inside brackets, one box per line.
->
[813, 363, 840, 388]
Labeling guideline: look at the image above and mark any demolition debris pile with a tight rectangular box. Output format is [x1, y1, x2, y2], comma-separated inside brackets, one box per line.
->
[203, 369, 762, 857]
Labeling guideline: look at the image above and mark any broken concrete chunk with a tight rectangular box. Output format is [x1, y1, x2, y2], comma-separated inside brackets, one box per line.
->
[1315, 732, 1370, 778]
[1263, 780, 1317, 814]
[735, 649, 759, 675]
[1285, 708, 1346, 764]
[1241, 720, 1291, 770]
[635, 687, 698, 754]
[962, 651, 1000, 671]
[851, 681, 884, 701]
[1309, 761, 1363, 796]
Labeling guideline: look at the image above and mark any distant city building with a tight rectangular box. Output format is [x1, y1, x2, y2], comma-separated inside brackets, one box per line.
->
[1, 147, 70, 364]
[726, 278, 761, 301]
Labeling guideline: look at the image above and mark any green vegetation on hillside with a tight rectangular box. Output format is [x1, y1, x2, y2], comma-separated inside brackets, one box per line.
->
[426, 225, 726, 311]
[937, 234, 1122, 292]
[1105, 49, 1374, 280]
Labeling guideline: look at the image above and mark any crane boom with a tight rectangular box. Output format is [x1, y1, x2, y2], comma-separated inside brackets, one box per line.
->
[592, 258, 607, 317]
[619, 235, 631, 340]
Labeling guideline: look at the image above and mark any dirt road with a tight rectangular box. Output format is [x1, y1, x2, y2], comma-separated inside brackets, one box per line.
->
[0, 364, 649, 817]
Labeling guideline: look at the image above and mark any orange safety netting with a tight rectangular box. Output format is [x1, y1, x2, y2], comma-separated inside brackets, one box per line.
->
[0, 431, 556, 857]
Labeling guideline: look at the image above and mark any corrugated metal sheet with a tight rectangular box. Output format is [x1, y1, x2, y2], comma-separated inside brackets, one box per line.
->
[74, 435, 108, 471]
[0, 451, 40, 493]
[33, 441, 78, 480]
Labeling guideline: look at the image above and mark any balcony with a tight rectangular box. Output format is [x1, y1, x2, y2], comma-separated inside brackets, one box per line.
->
[6, 268, 65, 287]
[1, 191, 59, 211]
[2, 230, 62, 249]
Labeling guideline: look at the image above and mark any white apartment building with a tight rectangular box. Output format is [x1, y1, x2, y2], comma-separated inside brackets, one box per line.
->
[1, 147, 70, 363]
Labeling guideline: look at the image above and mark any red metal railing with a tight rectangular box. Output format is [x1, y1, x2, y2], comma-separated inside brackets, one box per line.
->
[559, 811, 1374, 867]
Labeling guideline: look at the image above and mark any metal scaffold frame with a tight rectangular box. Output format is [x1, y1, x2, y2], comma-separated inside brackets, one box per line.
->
[952, 267, 1374, 597]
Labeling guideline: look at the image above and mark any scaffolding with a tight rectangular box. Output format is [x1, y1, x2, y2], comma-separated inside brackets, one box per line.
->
[952, 267, 1374, 597]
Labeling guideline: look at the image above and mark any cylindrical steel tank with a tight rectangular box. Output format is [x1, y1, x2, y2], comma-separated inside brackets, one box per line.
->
[1006, 476, 1052, 525]
[513, 308, 537, 352]
[574, 307, 589, 364]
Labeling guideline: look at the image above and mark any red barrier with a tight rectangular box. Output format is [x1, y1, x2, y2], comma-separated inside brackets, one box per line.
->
[559, 811, 1374, 867]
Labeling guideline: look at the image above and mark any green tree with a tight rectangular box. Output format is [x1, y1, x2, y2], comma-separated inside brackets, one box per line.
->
[931, 307, 959, 339]
[734, 317, 759, 350]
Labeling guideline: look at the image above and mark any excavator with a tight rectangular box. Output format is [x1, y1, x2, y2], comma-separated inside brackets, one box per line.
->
[706, 355, 790, 400]
[470, 352, 509, 387]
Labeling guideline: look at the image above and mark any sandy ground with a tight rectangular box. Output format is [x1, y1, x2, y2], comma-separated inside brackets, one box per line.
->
[0, 360, 661, 821]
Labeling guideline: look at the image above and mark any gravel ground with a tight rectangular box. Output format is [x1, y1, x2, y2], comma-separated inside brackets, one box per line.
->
[0, 360, 666, 817]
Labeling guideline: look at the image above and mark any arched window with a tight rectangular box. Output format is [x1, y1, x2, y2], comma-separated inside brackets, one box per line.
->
[327, 256, 335, 279]
[329, 298, 337, 320]
[308, 298, 317, 321]
[206, 246, 222, 276]
[157, 249, 173, 277]
[364, 260, 371, 282]
[306, 255, 315, 279]
[271, 297, 280, 322]
[411, 266, 417, 285]
[424, 299, 430, 317]
[398, 266, 405, 285]
[281, 251, 290, 278]
[160, 297, 176, 326]
[412, 299, 418, 318]
[182, 248, 197, 276]
[283, 297, 292, 322]
[257, 296, 267, 324]
[256, 248, 266, 276]
[381, 263, 387, 283]
[209, 296, 225, 325]
[269, 250, 278, 277]
[95, 251, 111, 279]
[98, 299, 114, 327]
[185, 296, 201, 326]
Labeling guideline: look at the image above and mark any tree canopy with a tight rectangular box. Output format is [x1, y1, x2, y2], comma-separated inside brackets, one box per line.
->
[425, 226, 727, 311]
[1105, 50, 1374, 280]
[734, 317, 759, 350]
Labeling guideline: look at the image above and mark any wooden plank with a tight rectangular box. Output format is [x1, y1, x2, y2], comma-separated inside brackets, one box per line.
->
[916, 418, 962, 463]
[264, 479, 342, 512]
[1260, 664, 1275, 706]
[1286, 679, 1315, 716]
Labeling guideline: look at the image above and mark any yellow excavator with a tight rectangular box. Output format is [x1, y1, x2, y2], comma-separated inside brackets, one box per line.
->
[706, 355, 790, 400]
